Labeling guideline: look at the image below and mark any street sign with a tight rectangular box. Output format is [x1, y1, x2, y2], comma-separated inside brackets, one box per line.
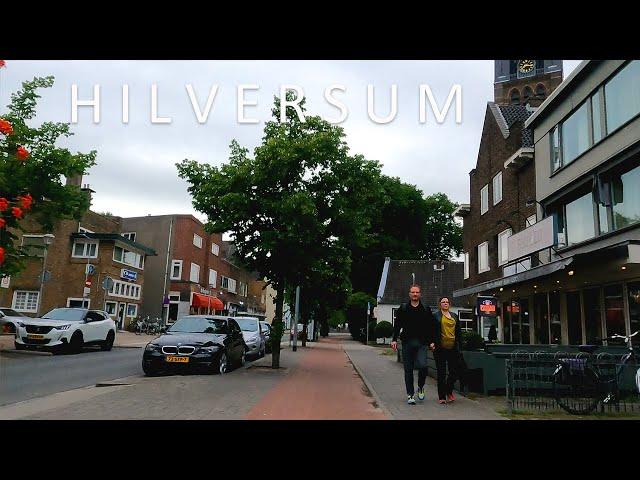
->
[0, 276, 10, 288]
[85, 264, 95, 275]
[85, 280, 92, 288]
[102, 276, 114, 291]
[121, 269, 137, 281]
[38, 271, 51, 283]
[83, 287, 91, 296]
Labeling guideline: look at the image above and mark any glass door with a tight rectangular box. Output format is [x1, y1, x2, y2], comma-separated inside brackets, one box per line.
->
[604, 284, 626, 345]
[566, 291, 583, 345]
[534, 292, 549, 344]
[583, 287, 602, 344]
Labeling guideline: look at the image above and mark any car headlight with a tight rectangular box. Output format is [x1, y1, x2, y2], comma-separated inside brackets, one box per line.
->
[53, 324, 71, 330]
[145, 343, 160, 352]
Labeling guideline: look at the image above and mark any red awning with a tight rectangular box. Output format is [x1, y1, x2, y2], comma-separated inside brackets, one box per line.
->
[191, 293, 224, 310]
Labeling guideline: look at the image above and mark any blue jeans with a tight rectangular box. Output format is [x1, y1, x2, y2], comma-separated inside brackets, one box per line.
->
[402, 339, 428, 396]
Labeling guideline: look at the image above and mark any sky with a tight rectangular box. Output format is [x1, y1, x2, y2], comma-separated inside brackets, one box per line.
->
[0, 60, 583, 223]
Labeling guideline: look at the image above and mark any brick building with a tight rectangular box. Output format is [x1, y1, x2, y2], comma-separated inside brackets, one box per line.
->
[0, 204, 156, 329]
[453, 60, 564, 341]
[120, 214, 266, 324]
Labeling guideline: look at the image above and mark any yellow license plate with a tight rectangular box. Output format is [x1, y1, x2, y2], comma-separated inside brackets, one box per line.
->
[27, 334, 44, 339]
[166, 356, 189, 363]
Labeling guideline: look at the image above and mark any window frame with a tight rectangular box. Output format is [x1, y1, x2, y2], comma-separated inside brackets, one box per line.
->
[492, 172, 503, 206]
[170, 260, 183, 280]
[190, 262, 200, 283]
[72, 240, 99, 259]
[480, 184, 489, 215]
[193, 234, 203, 249]
[211, 243, 220, 256]
[477, 242, 490, 273]
[12, 290, 39, 313]
[463, 252, 470, 280]
[497, 228, 512, 266]
[208, 269, 217, 288]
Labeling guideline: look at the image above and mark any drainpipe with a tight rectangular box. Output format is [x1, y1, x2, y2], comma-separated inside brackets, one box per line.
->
[161, 217, 173, 325]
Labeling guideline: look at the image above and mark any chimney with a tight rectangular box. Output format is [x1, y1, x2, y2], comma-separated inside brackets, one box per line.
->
[81, 183, 95, 206]
[65, 174, 82, 187]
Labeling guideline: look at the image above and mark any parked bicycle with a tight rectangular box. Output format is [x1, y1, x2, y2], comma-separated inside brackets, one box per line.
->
[132, 316, 149, 335]
[552, 330, 639, 415]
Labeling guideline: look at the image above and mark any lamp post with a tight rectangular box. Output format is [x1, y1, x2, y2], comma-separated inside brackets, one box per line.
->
[37, 233, 55, 316]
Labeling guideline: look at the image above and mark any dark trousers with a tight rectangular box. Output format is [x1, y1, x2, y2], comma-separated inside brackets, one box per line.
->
[402, 339, 428, 396]
[434, 347, 460, 400]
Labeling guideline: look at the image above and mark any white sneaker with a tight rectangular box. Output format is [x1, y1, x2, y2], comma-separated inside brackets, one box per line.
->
[407, 395, 416, 405]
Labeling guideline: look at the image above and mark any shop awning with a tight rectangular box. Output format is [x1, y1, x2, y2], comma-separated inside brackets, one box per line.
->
[191, 293, 224, 310]
[453, 257, 574, 298]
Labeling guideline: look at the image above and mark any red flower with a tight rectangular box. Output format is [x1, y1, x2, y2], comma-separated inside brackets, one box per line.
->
[16, 146, 30, 161]
[0, 247, 5, 266]
[11, 207, 23, 219]
[0, 60, 5, 69]
[18, 194, 33, 211]
[0, 198, 8, 212]
[0, 119, 12, 136]
[0, 218, 5, 228]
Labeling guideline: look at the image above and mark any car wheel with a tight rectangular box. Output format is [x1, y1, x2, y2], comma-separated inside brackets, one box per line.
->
[14, 342, 26, 351]
[239, 349, 246, 367]
[101, 331, 115, 351]
[142, 361, 158, 377]
[218, 352, 228, 374]
[68, 331, 84, 354]
[259, 345, 265, 358]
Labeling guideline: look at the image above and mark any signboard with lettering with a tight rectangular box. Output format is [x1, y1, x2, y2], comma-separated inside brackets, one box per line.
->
[477, 296, 498, 318]
[507, 215, 556, 262]
[121, 269, 137, 281]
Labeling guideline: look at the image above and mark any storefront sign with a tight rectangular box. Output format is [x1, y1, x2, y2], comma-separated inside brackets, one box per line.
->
[121, 269, 137, 281]
[508, 215, 556, 262]
[507, 301, 520, 313]
[199, 287, 211, 296]
[477, 296, 498, 317]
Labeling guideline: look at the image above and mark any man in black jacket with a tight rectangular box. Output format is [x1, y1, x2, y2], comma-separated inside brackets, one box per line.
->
[391, 285, 437, 405]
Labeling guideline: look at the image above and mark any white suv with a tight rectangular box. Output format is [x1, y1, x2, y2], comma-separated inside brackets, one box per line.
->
[15, 308, 116, 354]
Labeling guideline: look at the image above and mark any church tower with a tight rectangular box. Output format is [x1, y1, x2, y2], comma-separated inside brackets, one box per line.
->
[494, 60, 563, 107]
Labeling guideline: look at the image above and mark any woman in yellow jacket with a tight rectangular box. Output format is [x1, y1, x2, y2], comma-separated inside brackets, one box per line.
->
[433, 296, 463, 404]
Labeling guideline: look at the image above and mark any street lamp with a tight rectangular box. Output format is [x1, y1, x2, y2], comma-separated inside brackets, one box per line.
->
[37, 233, 55, 316]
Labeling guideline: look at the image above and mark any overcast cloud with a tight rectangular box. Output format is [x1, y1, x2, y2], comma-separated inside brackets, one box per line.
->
[0, 60, 582, 222]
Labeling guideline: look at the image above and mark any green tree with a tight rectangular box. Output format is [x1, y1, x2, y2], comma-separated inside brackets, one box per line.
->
[346, 291, 376, 341]
[0, 74, 97, 276]
[177, 93, 377, 368]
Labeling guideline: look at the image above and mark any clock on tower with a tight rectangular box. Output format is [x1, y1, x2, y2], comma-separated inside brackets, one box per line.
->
[493, 60, 563, 106]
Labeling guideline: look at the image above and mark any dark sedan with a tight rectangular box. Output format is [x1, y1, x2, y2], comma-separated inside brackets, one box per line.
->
[142, 315, 247, 376]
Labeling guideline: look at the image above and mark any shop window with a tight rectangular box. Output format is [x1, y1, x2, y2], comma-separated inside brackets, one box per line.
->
[605, 284, 626, 345]
[549, 291, 562, 344]
[534, 292, 549, 344]
[584, 287, 602, 344]
[567, 291, 583, 345]
[628, 282, 640, 339]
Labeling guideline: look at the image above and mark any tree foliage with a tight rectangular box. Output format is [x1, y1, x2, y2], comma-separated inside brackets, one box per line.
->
[0, 72, 97, 276]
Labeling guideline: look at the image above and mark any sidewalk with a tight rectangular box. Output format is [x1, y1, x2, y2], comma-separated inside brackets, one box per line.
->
[245, 335, 387, 420]
[0, 330, 155, 353]
[343, 339, 506, 420]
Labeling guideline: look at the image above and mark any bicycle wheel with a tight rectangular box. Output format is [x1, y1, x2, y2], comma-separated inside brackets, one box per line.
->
[552, 363, 600, 415]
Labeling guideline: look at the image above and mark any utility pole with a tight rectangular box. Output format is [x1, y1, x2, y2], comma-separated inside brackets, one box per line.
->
[366, 301, 370, 345]
[292, 285, 300, 352]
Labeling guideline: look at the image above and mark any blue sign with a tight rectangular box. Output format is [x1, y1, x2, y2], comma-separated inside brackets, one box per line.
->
[121, 269, 137, 281]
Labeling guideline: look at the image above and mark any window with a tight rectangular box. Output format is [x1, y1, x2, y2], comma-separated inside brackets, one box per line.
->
[72, 241, 98, 258]
[463, 252, 469, 279]
[565, 192, 595, 245]
[605, 60, 640, 134]
[591, 90, 603, 144]
[208, 269, 217, 287]
[104, 301, 117, 315]
[535, 84, 547, 99]
[108, 280, 141, 300]
[193, 234, 203, 248]
[211, 243, 220, 256]
[238, 281, 248, 297]
[221, 276, 229, 289]
[171, 260, 183, 280]
[228, 278, 237, 293]
[113, 245, 144, 269]
[458, 310, 476, 333]
[550, 125, 561, 172]
[561, 101, 590, 166]
[510, 89, 521, 105]
[477, 242, 489, 273]
[612, 164, 640, 230]
[480, 185, 489, 215]
[12, 291, 39, 313]
[122, 232, 136, 242]
[492, 172, 502, 205]
[78, 227, 94, 233]
[190, 263, 200, 283]
[67, 298, 90, 308]
[126, 303, 138, 317]
[523, 86, 533, 103]
[604, 285, 626, 345]
[497, 228, 512, 266]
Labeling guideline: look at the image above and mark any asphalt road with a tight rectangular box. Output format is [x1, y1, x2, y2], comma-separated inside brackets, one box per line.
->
[0, 347, 144, 406]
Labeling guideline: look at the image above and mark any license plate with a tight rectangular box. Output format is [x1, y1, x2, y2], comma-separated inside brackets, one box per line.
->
[166, 355, 189, 363]
[27, 334, 44, 339]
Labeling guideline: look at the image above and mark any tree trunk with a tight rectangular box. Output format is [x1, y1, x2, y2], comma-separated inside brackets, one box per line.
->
[271, 281, 285, 369]
[302, 321, 307, 347]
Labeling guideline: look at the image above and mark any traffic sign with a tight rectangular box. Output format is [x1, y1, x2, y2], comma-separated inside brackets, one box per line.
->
[102, 276, 114, 291]
[38, 271, 51, 283]
[86, 264, 95, 275]
[83, 287, 91, 296]
[85, 280, 92, 288]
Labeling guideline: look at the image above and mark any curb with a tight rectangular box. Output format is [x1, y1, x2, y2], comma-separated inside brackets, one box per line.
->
[0, 348, 53, 356]
[344, 349, 394, 420]
[114, 344, 145, 349]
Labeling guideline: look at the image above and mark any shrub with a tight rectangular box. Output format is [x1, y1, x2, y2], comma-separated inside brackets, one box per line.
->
[461, 330, 485, 351]
[375, 321, 394, 339]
